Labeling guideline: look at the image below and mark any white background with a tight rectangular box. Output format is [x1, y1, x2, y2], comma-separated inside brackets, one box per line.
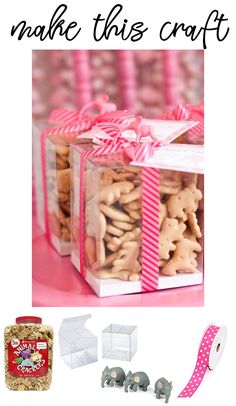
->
[0, 0, 236, 405]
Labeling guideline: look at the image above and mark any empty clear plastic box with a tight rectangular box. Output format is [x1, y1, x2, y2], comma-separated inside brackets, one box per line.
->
[102, 324, 137, 361]
[59, 315, 97, 368]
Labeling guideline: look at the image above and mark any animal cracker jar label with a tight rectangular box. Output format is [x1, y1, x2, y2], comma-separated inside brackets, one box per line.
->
[8, 339, 49, 378]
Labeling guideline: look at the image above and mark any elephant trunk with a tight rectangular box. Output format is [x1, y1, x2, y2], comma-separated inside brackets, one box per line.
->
[101, 376, 106, 388]
[124, 379, 130, 392]
[166, 389, 171, 398]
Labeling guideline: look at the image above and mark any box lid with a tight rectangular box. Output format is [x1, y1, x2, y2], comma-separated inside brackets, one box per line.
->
[59, 315, 97, 343]
[132, 143, 204, 174]
[102, 324, 137, 335]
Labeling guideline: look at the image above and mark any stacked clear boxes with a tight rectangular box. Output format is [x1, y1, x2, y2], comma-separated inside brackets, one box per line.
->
[59, 315, 97, 368]
[102, 324, 137, 361]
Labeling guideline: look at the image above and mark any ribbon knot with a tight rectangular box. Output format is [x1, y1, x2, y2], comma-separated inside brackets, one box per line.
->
[45, 96, 136, 138]
[125, 139, 162, 162]
[45, 96, 164, 163]
[49, 95, 116, 126]
[89, 115, 162, 163]
[90, 113, 164, 163]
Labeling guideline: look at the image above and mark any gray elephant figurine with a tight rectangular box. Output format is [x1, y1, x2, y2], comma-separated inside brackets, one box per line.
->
[101, 366, 126, 388]
[124, 371, 150, 392]
[154, 377, 173, 403]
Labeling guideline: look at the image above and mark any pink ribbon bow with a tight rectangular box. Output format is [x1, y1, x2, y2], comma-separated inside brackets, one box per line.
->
[156, 100, 204, 144]
[45, 95, 136, 138]
[49, 94, 115, 125]
[45, 94, 163, 165]
[90, 115, 162, 163]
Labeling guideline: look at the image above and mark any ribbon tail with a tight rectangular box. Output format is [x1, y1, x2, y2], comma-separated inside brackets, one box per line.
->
[141, 167, 160, 292]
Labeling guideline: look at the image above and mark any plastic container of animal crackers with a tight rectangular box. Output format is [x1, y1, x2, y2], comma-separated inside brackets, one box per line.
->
[4, 316, 53, 390]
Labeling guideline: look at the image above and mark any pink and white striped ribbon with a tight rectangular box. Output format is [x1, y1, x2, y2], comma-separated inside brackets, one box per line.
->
[45, 95, 119, 136]
[156, 101, 204, 144]
[172, 103, 204, 144]
[126, 141, 161, 163]
[141, 167, 160, 291]
[178, 325, 227, 398]
[78, 133, 161, 292]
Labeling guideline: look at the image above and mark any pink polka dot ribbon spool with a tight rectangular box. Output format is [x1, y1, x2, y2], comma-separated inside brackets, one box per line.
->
[178, 325, 227, 398]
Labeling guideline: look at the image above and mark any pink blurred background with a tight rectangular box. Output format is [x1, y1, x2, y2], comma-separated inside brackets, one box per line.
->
[32, 50, 204, 120]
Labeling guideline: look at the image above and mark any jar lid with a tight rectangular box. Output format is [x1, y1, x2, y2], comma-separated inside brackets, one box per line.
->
[16, 316, 42, 324]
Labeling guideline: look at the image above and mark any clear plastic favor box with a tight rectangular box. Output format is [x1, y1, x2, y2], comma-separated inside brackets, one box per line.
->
[70, 121, 204, 298]
[33, 120, 92, 256]
[59, 315, 97, 368]
[102, 324, 137, 361]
